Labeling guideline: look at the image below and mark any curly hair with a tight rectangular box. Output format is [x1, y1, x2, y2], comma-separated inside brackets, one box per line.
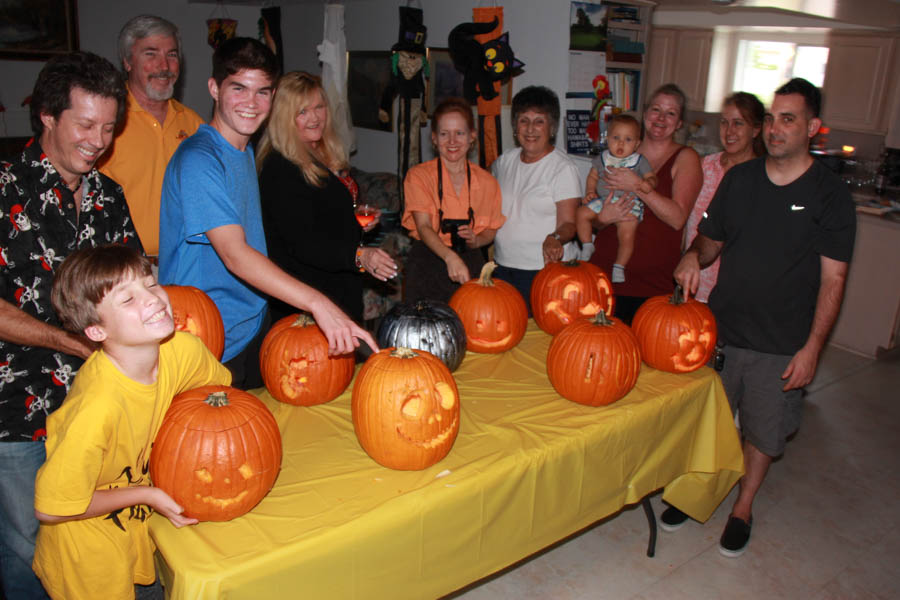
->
[511, 86, 560, 142]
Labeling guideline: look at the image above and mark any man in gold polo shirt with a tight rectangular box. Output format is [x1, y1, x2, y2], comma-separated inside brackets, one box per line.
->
[98, 15, 204, 257]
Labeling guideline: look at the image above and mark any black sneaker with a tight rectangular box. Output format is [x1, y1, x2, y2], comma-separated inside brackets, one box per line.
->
[659, 506, 689, 532]
[719, 516, 752, 557]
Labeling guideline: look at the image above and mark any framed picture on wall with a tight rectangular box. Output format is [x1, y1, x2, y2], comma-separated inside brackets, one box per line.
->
[347, 50, 393, 132]
[426, 47, 512, 116]
[0, 0, 79, 60]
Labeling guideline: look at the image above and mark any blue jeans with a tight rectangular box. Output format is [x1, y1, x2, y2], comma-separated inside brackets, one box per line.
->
[0, 441, 50, 599]
[492, 264, 537, 316]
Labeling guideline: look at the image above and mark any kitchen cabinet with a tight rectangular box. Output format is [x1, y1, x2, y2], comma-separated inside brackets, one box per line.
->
[645, 27, 712, 111]
[829, 210, 900, 358]
[821, 33, 897, 134]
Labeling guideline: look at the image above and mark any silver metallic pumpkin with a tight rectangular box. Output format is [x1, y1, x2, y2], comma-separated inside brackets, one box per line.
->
[376, 300, 467, 372]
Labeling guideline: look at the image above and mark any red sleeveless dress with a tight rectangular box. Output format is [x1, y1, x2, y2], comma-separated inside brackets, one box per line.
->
[590, 146, 686, 300]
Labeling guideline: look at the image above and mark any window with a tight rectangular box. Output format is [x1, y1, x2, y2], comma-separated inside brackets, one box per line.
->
[732, 40, 829, 107]
[704, 28, 830, 112]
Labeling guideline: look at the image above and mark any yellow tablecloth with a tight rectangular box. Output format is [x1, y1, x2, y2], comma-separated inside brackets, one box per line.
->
[151, 322, 743, 600]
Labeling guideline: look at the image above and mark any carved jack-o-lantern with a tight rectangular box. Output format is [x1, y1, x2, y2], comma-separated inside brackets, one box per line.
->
[547, 312, 641, 406]
[259, 314, 354, 406]
[632, 286, 718, 373]
[449, 261, 527, 353]
[163, 285, 225, 359]
[531, 260, 614, 336]
[352, 347, 460, 470]
[150, 385, 282, 522]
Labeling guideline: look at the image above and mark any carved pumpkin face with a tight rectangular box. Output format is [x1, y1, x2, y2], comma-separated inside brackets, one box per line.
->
[449, 262, 527, 353]
[352, 347, 460, 470]
[162, 285, 225, 359]
[531, 261, 614, 335]
[547, 312, 641, 406]
[149, 386, 283, 522]
[631, 287, 718, 373]
[259, 314, 354, 406]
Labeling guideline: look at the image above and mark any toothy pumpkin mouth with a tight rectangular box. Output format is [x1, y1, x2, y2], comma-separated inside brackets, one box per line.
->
[396, 415, 459, 448]
[195, 490, 249, 508]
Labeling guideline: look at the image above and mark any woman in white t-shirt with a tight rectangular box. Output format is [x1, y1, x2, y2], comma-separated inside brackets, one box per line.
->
[492, 86, 582, 315]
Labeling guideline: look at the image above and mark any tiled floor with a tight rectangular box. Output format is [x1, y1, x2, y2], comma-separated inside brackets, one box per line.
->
[451, 345, 900, 599]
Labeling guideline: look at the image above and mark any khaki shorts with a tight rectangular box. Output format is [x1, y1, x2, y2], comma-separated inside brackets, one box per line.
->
[717, 344, 804, 457]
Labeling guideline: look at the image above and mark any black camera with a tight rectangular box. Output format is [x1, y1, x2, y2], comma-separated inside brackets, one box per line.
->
[440, 218, 470, 254]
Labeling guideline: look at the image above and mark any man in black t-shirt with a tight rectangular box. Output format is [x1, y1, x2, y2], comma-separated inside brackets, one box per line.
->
[671, 78, 856, 557]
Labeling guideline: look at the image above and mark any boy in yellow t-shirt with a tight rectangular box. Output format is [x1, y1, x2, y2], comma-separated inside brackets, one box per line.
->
[32, 245, 231, 599]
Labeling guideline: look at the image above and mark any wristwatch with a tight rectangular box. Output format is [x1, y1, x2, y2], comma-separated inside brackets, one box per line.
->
[549, 232, 562, 242]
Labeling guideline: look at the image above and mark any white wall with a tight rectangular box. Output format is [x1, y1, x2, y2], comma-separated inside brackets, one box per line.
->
[0, 0, 572, 173]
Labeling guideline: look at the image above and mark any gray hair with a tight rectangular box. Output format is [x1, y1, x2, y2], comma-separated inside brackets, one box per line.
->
[117, 15, 181, 69]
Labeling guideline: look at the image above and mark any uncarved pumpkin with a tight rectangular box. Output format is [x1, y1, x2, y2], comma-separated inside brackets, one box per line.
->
[531, 260, 614, 336]
[449, 261, 527, 353]
[352, 347, 460, 470]
[631, 286, 718, 373]
[259, 314, 354, 406]
[163, 285, 225, 359]
[150, 385, 282, 522]
[377, 300, 467, 372]
[547, 312, 641, 406]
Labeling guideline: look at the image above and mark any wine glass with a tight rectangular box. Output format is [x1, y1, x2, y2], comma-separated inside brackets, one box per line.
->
[355, 203, 376, 228]
[354, 203, 376, 246]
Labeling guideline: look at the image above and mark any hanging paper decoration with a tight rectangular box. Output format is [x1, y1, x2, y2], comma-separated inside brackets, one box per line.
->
[448, 9, 524, 168]
[317, 1, 356, 154]
[259, 7, 284, 75]
[207, 18, 237, 50]
[379, 3, 428, 213]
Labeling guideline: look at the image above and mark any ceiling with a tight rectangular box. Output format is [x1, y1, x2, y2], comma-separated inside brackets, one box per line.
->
[654, 0, 900, 29]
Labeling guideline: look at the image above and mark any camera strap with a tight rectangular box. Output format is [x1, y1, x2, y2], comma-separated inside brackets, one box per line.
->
[436, 157, 474, 224]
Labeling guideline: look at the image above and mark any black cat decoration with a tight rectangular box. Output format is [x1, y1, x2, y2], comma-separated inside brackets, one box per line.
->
[448, 18, 524, 103]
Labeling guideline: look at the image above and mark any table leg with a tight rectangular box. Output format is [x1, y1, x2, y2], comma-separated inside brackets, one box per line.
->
[641, 496, 657, 557]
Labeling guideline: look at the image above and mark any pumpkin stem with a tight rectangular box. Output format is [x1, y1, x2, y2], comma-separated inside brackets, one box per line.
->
[589, 311, 614, 327]
[563, 259, 582, 267]
[204, 391, 230, 407]
[477, 261, 498, 287]
[671, 285, 686, 306]
[391, 346, 420, 359]
[294, 313, 316, 327]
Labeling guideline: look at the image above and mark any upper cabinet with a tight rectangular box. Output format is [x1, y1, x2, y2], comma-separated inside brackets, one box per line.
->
[645, 27, 713, 111]
[821, 33, 898, 134]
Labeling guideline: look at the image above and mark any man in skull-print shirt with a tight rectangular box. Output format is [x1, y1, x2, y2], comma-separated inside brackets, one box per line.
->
[0, 52, 140, 599]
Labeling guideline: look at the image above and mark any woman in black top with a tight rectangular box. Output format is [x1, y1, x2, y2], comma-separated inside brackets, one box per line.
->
[257, 72, 397, 323]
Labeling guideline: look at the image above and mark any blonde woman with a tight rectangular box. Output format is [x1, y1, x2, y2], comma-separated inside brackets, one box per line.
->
[257, 71, 396, 324]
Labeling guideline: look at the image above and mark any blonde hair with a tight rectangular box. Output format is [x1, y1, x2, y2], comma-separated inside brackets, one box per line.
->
[256, 71, 348, 187]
